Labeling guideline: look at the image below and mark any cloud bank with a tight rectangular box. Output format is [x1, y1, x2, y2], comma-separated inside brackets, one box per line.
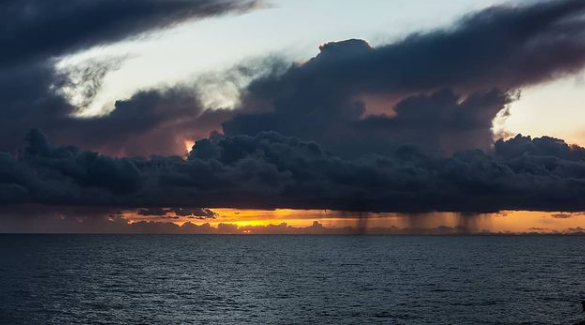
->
[2, 129, 585, 214]
[2, 0, 585, 223]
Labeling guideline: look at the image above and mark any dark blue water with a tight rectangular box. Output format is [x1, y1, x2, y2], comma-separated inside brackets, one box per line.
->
[1, 235, 585, 325]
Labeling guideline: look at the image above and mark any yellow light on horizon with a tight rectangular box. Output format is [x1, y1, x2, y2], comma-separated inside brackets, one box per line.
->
[121, 208, 585, 234]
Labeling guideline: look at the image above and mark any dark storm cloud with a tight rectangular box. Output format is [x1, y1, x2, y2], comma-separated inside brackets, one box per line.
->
[0, 0, 259, 153]
[0, 79, 235, 156]
[225, 0, 585, 156]
[3, 129, 585, 214]
[243, 0, 585, 105]
[226, 89, 511, 156]
[0, 0, 259, 68]
[52, 88, 235, 157]
[0, 62, 70, 152]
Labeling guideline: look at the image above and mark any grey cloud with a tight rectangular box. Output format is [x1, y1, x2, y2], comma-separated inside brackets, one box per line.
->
[0, 0, 259, 68]
[242, 0, 585, 110]
[3, 129, 585, 214]
[138, 207, 218, 219]
[52, 88, 235, 157]
[226, 89, 511, 156]
[0, 0, 259, 154]
[225, 0, 585, 157]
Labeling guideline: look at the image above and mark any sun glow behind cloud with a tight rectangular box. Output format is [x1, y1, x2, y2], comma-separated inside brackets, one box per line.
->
[184, 140, 196, 154]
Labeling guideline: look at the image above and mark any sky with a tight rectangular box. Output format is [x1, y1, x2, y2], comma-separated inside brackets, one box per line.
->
[2, 0, 585, 234]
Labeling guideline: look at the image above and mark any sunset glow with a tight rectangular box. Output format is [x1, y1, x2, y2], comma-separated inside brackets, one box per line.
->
[184, 140, 195, 154]
[121, 209, 585, 235]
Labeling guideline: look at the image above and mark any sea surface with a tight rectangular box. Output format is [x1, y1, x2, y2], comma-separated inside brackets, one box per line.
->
[1, 235, 585, 325]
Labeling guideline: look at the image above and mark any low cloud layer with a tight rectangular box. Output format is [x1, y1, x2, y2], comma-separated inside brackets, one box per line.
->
[2, 129, 585, 213]
[0, 215, 471, 235]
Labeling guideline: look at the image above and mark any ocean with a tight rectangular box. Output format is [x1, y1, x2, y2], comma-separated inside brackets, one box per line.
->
[1, 235, 584, 324]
